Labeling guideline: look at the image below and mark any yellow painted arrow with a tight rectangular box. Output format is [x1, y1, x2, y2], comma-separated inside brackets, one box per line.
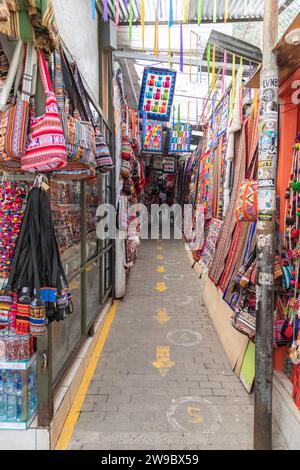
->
[152, 346, 175, 377]
[153, 308, 172, 325]
[155, 282, 168, 292]
[156, 266, 166, 273]
[157, 255, 164, 261]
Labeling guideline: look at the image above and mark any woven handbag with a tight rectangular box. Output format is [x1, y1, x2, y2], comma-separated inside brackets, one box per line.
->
[232, 306, 256, 340]
[21, 50, 67, 172]
[95, 127, 113, 172]
[54, 48, 95, 165]
[0, 42, 35, 168]
[235, 179, 258, 222]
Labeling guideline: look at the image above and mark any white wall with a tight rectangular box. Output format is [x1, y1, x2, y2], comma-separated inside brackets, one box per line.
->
[53, 0, 99, 100]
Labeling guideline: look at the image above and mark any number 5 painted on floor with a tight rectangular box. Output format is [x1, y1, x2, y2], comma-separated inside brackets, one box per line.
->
[187, 406, 204, 424]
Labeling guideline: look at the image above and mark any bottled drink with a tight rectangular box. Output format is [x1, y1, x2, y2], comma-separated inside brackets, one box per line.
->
[6, 378, 16, 422]
[16, 382, 25, 422]
[0, 377, 6, 421]
[18, 288, 31, 304]
[28, 373, 37, 416]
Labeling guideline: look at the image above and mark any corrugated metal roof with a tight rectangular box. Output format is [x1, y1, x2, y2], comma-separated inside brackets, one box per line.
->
[98, 0, 297, 24]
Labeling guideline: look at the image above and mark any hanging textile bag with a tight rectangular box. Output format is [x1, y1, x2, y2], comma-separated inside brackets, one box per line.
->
[232, 293, 256, 340]
[67, 57, 113, 173]
[54, 47, 95, 165]
[0, 41, 35, 168]
[21, 50, 67, 172]
[235, 179, 258, 222]
[94, 127, 113, 172]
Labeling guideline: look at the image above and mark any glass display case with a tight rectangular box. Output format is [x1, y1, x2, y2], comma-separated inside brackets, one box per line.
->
[0, 354, 37, 429]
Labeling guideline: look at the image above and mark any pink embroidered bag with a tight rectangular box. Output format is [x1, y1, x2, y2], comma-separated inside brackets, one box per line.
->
[21, 50, 67, 172]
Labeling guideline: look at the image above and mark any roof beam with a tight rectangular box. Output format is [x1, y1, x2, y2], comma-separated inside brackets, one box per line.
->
[113, 50, 252, 71]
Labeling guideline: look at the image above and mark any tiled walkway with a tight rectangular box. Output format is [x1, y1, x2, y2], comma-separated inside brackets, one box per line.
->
[69, 239, 286, 450]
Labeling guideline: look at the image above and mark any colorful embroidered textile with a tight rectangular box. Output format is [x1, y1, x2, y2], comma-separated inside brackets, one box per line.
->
[209, 121, 247, 284]
[22, 50, 67, 172]
[201, 218, 224, 269]
[0, 1, 58, 54]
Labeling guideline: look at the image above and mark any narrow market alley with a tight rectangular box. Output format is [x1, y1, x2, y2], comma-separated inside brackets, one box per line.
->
[64, 239, 286, 451]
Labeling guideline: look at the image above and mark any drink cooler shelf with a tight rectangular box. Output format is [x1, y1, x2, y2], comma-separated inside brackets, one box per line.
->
[0, 353, 37, 371]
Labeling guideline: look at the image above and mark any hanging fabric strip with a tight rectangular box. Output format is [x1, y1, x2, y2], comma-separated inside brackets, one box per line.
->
[213, 0, 217, 23]
[239, 56, 243, 87]
[224, 0, 229, 22]
[91, 0, 96, 20]
[229, 53, 236, 117]
[169, 0, 173, 27]
[116, 0, 120, 27]
[183, 0, 189, 23]
[168, 26, 171, 67]
[177, 105, 181, 134]
[129, 0, 133, 40]
[232, 53, 236, 99]
[248, 61, 253, 99]
[189, 32, 192, 82]
[141, 0, 145, 50]
[198, 35, 202, 82]
[222, 49, 227, 95]
[207, 43, 211, 88]
[180, 23, 184, 72]
[103, 0, 108, 22]
[202, 98, 205, 127]
[187, 101, 190, 124]
[198, 0, 202, 25]
[212, 45, 216, 90]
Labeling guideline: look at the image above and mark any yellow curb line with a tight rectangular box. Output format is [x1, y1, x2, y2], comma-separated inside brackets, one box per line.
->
[55, 301, 119, 450]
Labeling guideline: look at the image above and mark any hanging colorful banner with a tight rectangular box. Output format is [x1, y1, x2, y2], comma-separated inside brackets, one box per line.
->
[169, 123, 192, 154]
[138, 67, 177, 122]
[142, 119, 164, 153]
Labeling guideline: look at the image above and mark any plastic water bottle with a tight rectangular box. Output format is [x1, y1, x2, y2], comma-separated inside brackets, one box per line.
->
[6, 378, 16, 422]
[28, 373, 37, 416]
[0, 377, 7, 422]
[16, 382, 25, 422]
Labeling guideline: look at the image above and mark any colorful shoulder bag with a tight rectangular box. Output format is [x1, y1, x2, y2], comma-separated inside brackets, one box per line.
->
[0, 41, 35, 168]
[21, 50, 67, 172]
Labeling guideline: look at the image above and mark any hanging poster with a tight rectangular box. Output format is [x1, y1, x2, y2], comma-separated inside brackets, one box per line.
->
[169, 124, 192, 154]
[142, 119, 163, 153]
[139, 67, 177, 122]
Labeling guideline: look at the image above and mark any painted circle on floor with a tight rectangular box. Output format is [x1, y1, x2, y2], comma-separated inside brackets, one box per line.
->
[164, 260, 181, 266]
[163, 295, 193, 306]
[164, 274, 184, 281]
[167, 397, 222, 433]
[167, 329, 202, 347]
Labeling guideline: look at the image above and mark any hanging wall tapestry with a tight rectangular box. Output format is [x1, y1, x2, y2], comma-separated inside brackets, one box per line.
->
[142, 119, 163, 153]
[139, 67, 177, 122]
[164, 157, 175, 173]
[169, 123, 192, 154]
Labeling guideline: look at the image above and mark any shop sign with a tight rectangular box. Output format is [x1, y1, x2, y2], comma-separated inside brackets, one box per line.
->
[258, 179, 275, 188]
